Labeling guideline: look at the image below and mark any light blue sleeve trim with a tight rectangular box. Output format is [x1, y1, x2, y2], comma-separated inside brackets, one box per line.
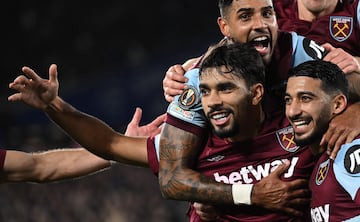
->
[166, 68, 207, 128]
[357, 0, 360, 28]
[344, 215, 360, 222]
[291, 32, 312, 67]
[154, 134, 160, 161]
[290, 32, 326, 67]
[333, 138, 360, 200]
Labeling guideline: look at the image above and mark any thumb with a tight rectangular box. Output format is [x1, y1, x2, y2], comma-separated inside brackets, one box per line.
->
[321, 43, 334, 51]
[129, 107, 142, 126]
[271, 160, 290, 178]
[49, 64, 59, 84]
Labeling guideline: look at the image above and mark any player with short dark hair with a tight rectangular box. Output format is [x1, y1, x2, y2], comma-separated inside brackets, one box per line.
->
[285, 60, 360, 221]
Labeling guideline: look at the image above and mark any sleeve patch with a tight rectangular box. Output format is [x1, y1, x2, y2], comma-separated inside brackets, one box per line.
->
[344, 145, 360, 174]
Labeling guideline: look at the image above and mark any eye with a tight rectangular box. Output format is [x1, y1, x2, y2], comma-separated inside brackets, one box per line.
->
[262, 9, 274, 18]
[284, 96, 292, 105]
[239, 12, 251, 21]
[300, 95, 312, 103]
[200, 88, 209, 96]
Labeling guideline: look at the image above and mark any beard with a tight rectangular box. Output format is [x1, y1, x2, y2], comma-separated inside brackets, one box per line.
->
[212, 121, 240, 139]
[294, 114, 330, 147]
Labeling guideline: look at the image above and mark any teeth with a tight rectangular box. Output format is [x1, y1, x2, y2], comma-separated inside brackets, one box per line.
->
[294, 120, 307, 126]
[253, 36, 267, 42]
[212, 113, 227, 120]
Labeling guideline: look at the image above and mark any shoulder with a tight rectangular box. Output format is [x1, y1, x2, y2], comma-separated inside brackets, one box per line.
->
[334, 138, 360, 175]
[333, 138, 360, 200]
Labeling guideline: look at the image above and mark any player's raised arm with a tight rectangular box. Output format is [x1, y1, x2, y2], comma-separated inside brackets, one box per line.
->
[8, 64, 148, 166]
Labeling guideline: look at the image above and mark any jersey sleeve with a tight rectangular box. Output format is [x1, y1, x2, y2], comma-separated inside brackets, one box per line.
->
[333, 138, 360, 203]
[357, 1, 360, 28]
[290, 32, 328, 67]
[0, 149, 6, 170]
[166, 68, 208, 128]
[147, 135, 160, 175]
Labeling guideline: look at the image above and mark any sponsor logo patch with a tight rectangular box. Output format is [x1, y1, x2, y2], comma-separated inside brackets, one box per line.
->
[178, 86, 199, 110]
[276, 127, 299, 152]
[316, 159, 330, 185]
[168, 103, 195, 121]
[302, 38, 327, 60]
[330, 16, 353, 42]
[344, 145, 360, 174]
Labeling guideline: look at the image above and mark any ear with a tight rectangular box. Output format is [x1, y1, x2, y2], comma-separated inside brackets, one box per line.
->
[217, 17, 230, 37]
[332, 94, 347, 115]
[251, 83, 264, 106]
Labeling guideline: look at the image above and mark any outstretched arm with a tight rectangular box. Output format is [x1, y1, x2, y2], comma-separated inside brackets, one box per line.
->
[1, 104, 164, 183]
[1, 148, 110, 183]
[8, 64, 149, 166]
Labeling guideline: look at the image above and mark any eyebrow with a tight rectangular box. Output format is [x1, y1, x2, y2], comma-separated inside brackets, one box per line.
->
[236, 5, 273, 14]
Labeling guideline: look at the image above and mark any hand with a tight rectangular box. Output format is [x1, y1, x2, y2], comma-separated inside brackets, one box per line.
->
[162, 64, 187, 102]
[125, 107, 165, 137]
[322, 43, 360, 74]
[193, 202, 219, 221]
[251, 160, 310, 217]
[320, 103, 360, 159]
[8, 64, 59, 110]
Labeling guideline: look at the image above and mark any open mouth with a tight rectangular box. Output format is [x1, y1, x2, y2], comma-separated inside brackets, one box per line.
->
[249, 36, 270, 54]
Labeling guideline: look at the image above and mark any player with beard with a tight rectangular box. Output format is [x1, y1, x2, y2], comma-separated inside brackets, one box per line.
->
[285, 60, 360, 221]
[186, 42, 315, 221]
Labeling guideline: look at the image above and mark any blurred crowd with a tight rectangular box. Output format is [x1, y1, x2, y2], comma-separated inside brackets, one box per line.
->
[0, 123, 189, 222]
[1, 0, 221, 221]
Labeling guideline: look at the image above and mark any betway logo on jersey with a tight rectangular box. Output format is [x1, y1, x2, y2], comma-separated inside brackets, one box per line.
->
[311, 204, 329, 222]
[213, 157, 299, 184]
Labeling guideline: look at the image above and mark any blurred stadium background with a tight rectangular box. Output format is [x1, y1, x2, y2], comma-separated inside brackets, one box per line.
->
[0, 1, 221, 221]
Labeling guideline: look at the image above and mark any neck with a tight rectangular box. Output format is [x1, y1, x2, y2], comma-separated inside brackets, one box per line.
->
[297, 0, 338, 21]
[309, 140, 325, 156]
[228, 105, 265, 143]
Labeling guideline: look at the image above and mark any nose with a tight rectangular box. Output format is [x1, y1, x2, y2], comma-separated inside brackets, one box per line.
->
[205, 91, 223, 109]
[252, 15, 266, 30]
[286, 100, 302, 119]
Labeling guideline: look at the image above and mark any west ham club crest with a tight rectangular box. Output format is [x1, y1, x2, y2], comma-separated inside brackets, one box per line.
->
[276, 127, 299, 152]
[330, 16, 353, 42]
[316, 159, 330, 185]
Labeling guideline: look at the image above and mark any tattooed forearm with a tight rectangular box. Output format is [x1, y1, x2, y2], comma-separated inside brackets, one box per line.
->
[159, 123, 233, 204]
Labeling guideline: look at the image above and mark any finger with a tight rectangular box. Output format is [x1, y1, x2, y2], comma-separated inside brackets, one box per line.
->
[345, 130, 360, 144]
[286, 187, 311, 199]
[8, 82, 26, 92]
[270, 160, 290, 177]
[164, 86, 184, 97]
[342, 65, 359, 74]
[165, 94, 174, 103]
[10, 75, 30, 86]
[326, 129, 345, 149]
[320, 125, 335, 146]
[286, 179, 309, 191]
[149, 113, 166, 127]
[129, 107, 142, 126]
[8, 93, 22, 102]
[321, 43, 334, 51]
[281, 207, 303, 217]
[22, 66, 42, 81]
[48, 64, 59, 85]
[165, 66, 187, 83]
